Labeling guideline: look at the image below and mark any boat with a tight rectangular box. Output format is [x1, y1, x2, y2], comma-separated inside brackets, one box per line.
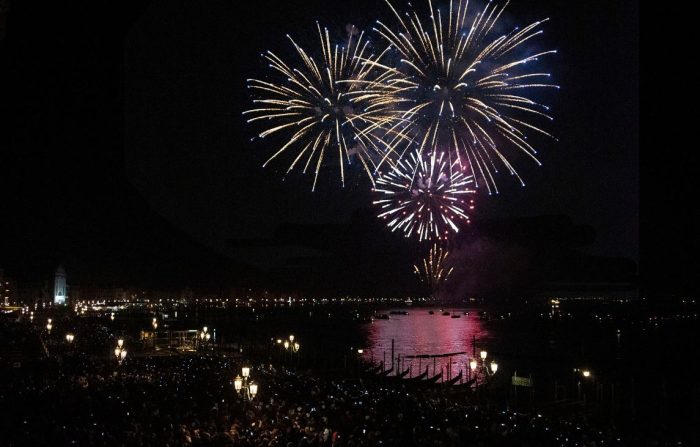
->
[404, 368, 429, 382]
[463, 311, 469, 315]
[451, 314, 461, 318]
[442, 311, 451, 316]
[376, 314, 390, 320]
[363, 364, 383, 375]
[389, 310, 409, 315]
[377, 365, 394, 377]
[384, 368, 411, 381]
[444, 370, 463, 386]
[424, 370, 444, 384]
[455, 377, 477, 388]
[428, 310, 435, 315]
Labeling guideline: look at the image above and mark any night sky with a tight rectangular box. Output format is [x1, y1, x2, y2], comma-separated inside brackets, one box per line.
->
[0, 0, 661, 295]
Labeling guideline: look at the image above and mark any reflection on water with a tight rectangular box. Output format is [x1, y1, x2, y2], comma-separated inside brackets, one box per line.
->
[362, 307, 493, 376]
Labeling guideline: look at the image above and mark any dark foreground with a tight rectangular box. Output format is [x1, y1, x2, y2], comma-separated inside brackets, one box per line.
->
[2, 351, 623, 447]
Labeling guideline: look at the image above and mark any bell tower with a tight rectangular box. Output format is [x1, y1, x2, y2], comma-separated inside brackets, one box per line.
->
[54, 265, 67, 305]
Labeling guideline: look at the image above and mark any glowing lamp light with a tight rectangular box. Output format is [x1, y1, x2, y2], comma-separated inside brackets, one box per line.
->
[234, 375, 243, 391]
[46, 323, 53, 332]
[357, 349, 364, 354]
[480, 350, 488, 360]
[490, 361, 498, 374]
[117, 338, 124, 348]
[582, 370, 591, 378]
[242, 366, 250, 378]
[284, 340, 290, 350]
[249, 382, 258, 398]
[203, 326, 208, 333]
[65, 333, 74, 343]
[120, 350, 127, 361]
[470, 359, 478, 370]
[289, 334, 295, 342]
[205, 333, 211, 341]
[114, 347, 121, 358]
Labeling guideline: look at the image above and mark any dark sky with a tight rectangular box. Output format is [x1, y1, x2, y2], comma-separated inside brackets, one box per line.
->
[0, 0, 652, 294]
[122, 0, 638, 260]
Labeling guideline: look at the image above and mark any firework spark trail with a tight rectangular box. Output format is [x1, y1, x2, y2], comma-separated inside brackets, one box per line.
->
[244, 24, 408, 191]
[414, 242, 454, 289]
[370, 0, 558, 194]
[373, 149, 476, 241]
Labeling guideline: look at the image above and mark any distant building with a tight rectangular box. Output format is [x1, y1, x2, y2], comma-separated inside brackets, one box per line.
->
[0, 268, 14, 305]
[54, 265, 68, 305]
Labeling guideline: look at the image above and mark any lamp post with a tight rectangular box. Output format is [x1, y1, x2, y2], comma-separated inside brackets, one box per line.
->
[65, 333, 75, 344]
[576, 368, 593, 404]
[114, 343, 127, 365]
[199, 326, 211, 350]
[234, 366, 259, 400]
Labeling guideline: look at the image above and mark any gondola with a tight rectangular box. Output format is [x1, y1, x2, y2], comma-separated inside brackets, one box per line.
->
[376, 366, 395, 377]
[444, 370, 463, 385]
[363, 363, 383, 375]
[455, 377, 477, 388]
[404, 368, 429, 382]
[425, 370, 444, 384]
[384, 367, 411, 381]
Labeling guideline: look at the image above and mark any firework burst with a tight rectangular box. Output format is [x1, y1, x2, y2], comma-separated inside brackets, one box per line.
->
[372, 0, 558, 194]
[414, 243, 454, 289]
[244, 24, 406, 190]
[373, 149, 475, 241]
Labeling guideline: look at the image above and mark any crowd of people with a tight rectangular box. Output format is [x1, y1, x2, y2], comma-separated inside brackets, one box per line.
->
[1, 317, 626, 447]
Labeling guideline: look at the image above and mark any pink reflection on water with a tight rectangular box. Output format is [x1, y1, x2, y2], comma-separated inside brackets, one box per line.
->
[362, 308, 490, 378]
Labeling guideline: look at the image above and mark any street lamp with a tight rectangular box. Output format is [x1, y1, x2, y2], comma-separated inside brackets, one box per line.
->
[469, 359, 478, 371]
[480, 350, 488, 360]
[234, 367, 258, 400]
[110, 312, 115, 321]
[46, 322, 53, 333]
[114, 345, 127, 364]
[490, 361, 499, 374]
[582, 369, 591, 378]
[284, 340, 290, 350]
[289, 334, 295, 342]
[357, 349, 364, 354]
[65, 333, 75, 343]
[249, 382, 258, 398]
[292, 342, 300, 353]
[117, 338, 124, 348]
